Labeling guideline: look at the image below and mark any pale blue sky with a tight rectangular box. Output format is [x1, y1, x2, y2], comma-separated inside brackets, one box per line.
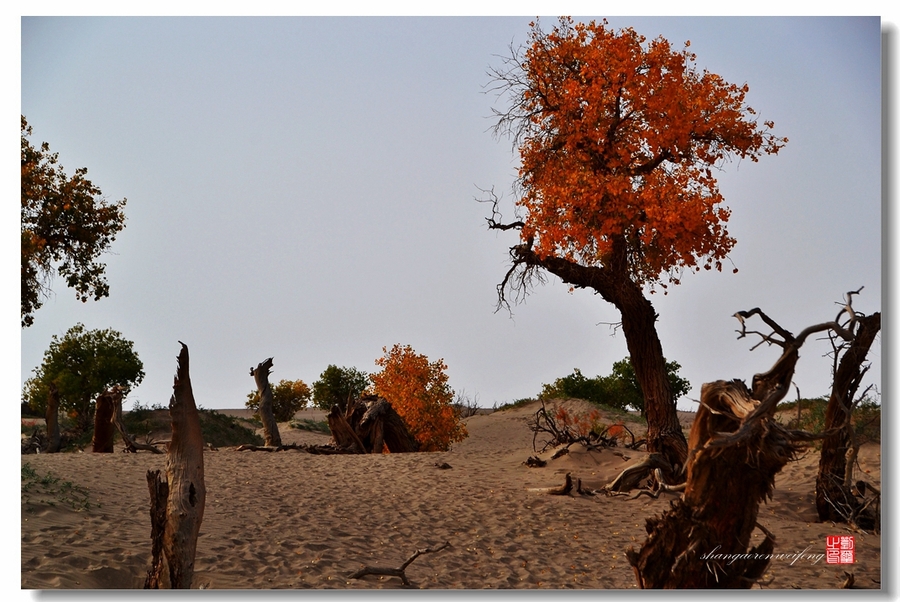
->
[19, 16, 884, 412]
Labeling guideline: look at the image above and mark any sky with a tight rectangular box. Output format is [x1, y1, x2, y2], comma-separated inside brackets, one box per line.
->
[17, 15, 885, 414]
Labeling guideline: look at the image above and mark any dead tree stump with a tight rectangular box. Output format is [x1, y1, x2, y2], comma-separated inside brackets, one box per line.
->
[92, 391, 116, 452]
[251, 357, 281, 447]
[628, 304, 857, 588]
[45, 383, 61, 453]
[815, 308, 880, 527]
[144, 342, 206, 589]
[327, 395, 418, 453]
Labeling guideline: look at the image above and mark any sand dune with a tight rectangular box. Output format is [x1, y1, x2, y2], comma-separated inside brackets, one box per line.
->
[21, 400, 881, 589]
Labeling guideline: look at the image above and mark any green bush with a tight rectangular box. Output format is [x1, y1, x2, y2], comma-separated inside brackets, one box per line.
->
[311, 365, 369, 412]
[246, 379, 311, 422]
[538, 357, 690, 414]
[198, 409, 264, 447]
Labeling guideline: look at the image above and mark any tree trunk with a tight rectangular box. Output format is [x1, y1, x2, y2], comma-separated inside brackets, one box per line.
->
[507, 242, 688, 476]
[627, 378, 804, 588]
[45, 383, 61, 453]
[145, 342, 206, 589]
[615, 276, 687, 477]
[815, 312, 880, 523]
[251, 357, 281, 447]
[92, 391, 116, 452]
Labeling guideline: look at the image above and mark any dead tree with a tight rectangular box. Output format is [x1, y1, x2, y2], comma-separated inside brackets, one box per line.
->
[45, 383, 61, 453]
[251, 357, 281, 447]
[92, 390, 116, 452]
[815, 290, 880, 528]
[327, 395, 418, 453]
[627, 303, 855, 588]
[106, 386, 163, 454]
[145, 342, 206, 589]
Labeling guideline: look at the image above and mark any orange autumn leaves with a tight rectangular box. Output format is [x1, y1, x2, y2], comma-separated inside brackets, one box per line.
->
[371, 344, 468, 452]
[510, 18, 787, 285]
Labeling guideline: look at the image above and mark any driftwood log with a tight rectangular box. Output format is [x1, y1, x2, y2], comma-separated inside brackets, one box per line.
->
[145, 342, 206, 589]
[251, 357, 281, 447]
[91, 391, 116, 452]
[627, 303, 858, 588]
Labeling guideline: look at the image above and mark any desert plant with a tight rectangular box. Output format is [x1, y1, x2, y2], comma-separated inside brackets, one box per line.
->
[370, 344, 467, 452]
[311, 365, 369, 412]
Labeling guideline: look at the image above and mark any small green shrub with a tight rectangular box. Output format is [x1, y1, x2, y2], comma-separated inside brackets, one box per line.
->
[198, 409, 264, 447]
[21, 463, 96, 512]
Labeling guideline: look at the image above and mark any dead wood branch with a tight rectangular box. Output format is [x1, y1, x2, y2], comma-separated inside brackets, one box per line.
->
[348, 541, 450, 587]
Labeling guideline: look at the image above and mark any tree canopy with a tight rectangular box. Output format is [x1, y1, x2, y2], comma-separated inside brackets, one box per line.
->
[21, 116, 128, 327]
[370, 344, 467, 452]
[311, 365, 369, 412]
[22, 323, 144, 431]
[485, 18, 785, 475]
[490, 18, 786, 291]
[246, 378, 311, 422]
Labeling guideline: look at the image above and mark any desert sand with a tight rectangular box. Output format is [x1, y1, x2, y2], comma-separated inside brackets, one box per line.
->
[20, 399, 881, 590]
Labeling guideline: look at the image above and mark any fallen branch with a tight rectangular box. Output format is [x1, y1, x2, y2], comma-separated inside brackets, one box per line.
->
[348, 541, 450, 587]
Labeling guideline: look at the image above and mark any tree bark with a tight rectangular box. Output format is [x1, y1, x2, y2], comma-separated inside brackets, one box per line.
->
[627, 306, 845, 588]
[92, 390, 116, 452]
[506, 242, 688, 476]
[145, 342, 206, 589]
[815, 312, 880, 524]
[45, 383, 61, 453]
[251, 358, 281, 447]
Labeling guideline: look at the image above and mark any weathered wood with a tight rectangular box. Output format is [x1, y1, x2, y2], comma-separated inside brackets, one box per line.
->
[45, 383, 61, 453]
[144, 343, 206, 589]
[109, 386, 163, 454]
[348, 542, 450, 587]
[327, 404, 368, 453]
[626, 304, 848, 588]
[605, 453, 672, 493]
[815, 311, 880, 526]
[144, 469, 169, 588]
[91, 391, 116, 453]
[357, 395, 418, 453]
[251, 357, 281, 447]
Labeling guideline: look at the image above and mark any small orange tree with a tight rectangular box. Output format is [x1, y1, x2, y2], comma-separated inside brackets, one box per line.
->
[370, 344, 468, 452]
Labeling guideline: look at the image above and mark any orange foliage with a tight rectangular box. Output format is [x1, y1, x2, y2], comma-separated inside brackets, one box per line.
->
[370, 344, 468, 452]
[554, 407, 602, 438]
[506, 18, 787, 286]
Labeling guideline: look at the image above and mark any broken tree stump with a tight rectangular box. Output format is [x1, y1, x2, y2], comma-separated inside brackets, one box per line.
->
[348, 541, 450, 586]
[251, 357, 281, 447]
[91, 390, 116, 453]
[627, 305, 851, 588]
[144, 342, 206, 589]
[45, 383, 61, 453]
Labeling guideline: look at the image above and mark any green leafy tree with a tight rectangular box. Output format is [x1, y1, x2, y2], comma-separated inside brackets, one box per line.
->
[311, 365, 369, 412]
[21, 116, 128, 328]
[22, 323, 144, 432]
[246, 379, 312, 422]
[539, 357, 690, 414]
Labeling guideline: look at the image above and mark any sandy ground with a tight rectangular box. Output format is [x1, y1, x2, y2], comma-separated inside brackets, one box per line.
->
[20, 400, 881, 590]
